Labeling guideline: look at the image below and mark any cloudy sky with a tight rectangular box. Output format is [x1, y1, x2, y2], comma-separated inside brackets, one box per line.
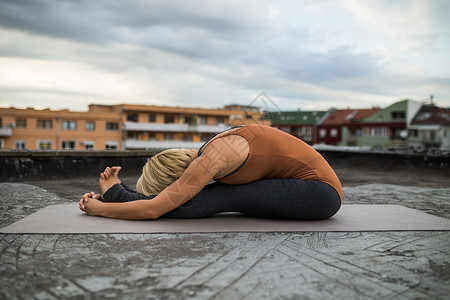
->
[0, 0, 449, 112]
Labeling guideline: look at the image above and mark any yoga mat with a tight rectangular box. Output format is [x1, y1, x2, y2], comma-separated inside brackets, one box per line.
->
[1, 204, 450, 234]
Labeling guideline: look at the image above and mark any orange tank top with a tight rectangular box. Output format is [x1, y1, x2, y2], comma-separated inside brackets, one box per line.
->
[200, 125, 343, 201]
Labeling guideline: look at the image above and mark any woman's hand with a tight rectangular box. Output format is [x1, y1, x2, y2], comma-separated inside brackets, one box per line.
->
[79, 192, 103, 213]
[80, 196, 105, 216]
[99, 166, 122, 195]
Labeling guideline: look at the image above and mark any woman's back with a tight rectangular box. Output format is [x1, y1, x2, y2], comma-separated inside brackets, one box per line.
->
[202, 125, 343, 201]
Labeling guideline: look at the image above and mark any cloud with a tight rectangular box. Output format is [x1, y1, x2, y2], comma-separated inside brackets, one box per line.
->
[343, 0, 450, 52]
[0, 0, 268, 45]
[0, 0, 449, 111]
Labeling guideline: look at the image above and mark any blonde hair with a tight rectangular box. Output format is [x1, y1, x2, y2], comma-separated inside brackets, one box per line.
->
[136, 148, 197, 196]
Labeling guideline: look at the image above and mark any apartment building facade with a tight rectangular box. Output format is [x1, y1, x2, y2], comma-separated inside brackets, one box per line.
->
[4, 99, 443, 151]
[0, 103, 270, 150]
[0, 106, 122, 150]
[121, 104, 235, 149]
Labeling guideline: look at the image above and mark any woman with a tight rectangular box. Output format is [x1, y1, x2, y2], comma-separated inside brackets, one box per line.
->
[79, 125, 342, 220]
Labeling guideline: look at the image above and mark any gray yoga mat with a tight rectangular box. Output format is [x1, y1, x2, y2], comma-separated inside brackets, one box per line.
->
[1, 204, 450, 234]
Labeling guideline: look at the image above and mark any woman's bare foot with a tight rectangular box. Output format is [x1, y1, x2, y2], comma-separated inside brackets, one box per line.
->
[99, 166, 122, 194]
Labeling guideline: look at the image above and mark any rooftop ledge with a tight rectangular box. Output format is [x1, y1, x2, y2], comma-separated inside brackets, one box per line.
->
[0, 148, 449, 158]
[0, 149, 160, 158]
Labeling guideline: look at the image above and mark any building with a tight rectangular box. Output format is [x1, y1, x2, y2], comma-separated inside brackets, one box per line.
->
[316, 108, 380, 146]
[264, 110, 326, 144]
[408, 104, 450, 151]
[0, 103, 273, 151]
[0, 106, 122, 150]
[121, 104, 235, 149]
[123, 104, 272, 149]
[358, 99, 422, 148]
[224, 104, 272, 127]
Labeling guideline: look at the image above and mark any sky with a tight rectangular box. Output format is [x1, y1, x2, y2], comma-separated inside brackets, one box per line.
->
[0, 0, 449, 112]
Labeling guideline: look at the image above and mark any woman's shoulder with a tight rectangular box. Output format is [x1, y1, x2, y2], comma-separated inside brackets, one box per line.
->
[204, 133, 249, 156]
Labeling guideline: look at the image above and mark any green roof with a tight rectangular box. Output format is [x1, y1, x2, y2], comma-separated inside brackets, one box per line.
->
[362, 100, 408, 123]
[263, 111, 326, 125]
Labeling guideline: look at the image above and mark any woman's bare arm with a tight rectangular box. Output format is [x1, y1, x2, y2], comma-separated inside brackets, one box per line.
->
[83, 154, 221, 219]
[82, 134, 249, 219]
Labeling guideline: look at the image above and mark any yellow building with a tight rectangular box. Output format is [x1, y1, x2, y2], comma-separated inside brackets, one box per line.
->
[0, 106, 122, 150]
[121, 104, 234, 149]
[225, 104, 272, 127]
[0, 103, 271, 150]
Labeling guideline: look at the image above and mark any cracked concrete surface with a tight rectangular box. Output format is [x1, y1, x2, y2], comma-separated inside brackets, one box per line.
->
[1, 171, 449, 299]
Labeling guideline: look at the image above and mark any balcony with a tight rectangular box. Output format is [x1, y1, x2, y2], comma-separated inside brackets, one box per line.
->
[123, 122, 228, 133]
[0, 128, 12, 137]
[124, 140, 204, 150]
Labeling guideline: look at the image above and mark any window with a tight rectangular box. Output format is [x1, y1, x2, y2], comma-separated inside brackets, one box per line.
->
[319, 129, 326, 138]
[0, 118, 2, 127]
[16, 119, 26, 128]
[304, 127, 312, 138]
[127, 132, 139, 140]
[127, 113, 138, 122]
[62, 141, 75, 149]
[38, 140, 52, 150]
[105, 141, 118, 150]
[0, 139, 4, 149]
[16, 141, 26, 149]
[62, 120, 77, 130]
[216, 118, 225, 125]
[164, 133, 175, 140]
[199, 117, 207, 125]
[183, 134, 193, 141]
[37, 119, 53, 129]
[200, 133, 211, 142]
[84, 141, 94, 150]
[148, 133, 156, 140]
[330, 128, 338, 137]
[391, 112, 405, 121]
[183, 116, 194, 125]
[86, 121, 95, 131]
[416, 112, 432, 121]
[149, 115, 156, 122]
[366, 127, 388, 136]
[375, 127, 388, 136]
[106, 122, 119, 131]
[293, 128, 302, 136]
[164, 115, 175, 123]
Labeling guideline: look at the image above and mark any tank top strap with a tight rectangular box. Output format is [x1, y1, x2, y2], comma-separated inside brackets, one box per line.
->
[197, 125, 244, 156]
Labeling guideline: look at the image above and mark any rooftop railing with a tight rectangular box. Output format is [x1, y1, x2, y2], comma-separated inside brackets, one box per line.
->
[123, 122, 228, 133]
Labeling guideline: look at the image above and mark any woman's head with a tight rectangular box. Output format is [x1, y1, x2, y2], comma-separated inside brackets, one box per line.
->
[136, 148, 197, 196]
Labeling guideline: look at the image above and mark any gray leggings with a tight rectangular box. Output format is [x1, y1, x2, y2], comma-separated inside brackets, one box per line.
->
[103, 179, 341, 220]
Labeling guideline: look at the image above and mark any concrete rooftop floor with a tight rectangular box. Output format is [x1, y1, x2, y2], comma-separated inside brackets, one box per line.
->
[1, 169, 449, 300]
